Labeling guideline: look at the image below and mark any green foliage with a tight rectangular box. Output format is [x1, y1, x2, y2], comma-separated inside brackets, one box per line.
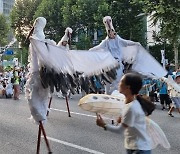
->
[10, 0, 42, 65]
[75, 33, 92, 50]
[106, 0, 146, 46]
[10, 0, 42, 47]
[0, 14, 9, 46]
[62, 0, 110, 49]
[132, 0, 180, 67]
[10, 0, 147, 50]
[149, 44, 174, 63]
[35, 0, 64, 42]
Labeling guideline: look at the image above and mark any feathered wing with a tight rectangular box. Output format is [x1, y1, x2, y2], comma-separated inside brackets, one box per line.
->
[70, 49, 118, 76]
[31, 38, 119, 76]
[132, 45, 167, 78]
[146, 118, 171, 149]
[121, 44, 167, 78]
[30, 38, 75, 75]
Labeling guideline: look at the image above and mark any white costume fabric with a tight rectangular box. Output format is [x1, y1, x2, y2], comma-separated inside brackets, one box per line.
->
[5, 82, 13, 95]
[163, 75, 180, 97]
[30, 38, 119, 77]
[122, 100, 151, 150]
[57, 27, 72, 50]
[26, 17, 119, 123]
[25, 17, 50, 123]
[90, 16, 167, 94]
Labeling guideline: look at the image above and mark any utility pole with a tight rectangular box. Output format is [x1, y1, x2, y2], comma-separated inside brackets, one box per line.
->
[174, 42, 179, 70]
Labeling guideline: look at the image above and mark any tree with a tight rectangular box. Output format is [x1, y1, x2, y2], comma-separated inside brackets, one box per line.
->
[0, 14, 9, 47]
[34, 0, 65, 42]
[10, 0, 42, 47]
[106, 0, 147, 47]
[62, 0, 109, 49]
[10, 0, 42, 65]
[133, 0, 180, 68]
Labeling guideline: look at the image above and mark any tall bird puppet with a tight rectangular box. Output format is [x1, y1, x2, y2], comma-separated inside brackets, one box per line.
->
[90, 16, 167, 94]
[26, 16, 119, 124]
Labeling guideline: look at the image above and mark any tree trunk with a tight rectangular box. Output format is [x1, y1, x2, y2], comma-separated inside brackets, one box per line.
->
[174, 42, 179, 70]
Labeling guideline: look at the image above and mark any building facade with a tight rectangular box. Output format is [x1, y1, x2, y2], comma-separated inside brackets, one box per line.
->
[0, 0, 15, 16]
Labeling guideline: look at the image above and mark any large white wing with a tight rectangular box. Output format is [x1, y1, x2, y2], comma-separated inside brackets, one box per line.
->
[122, 45, 167, 78]
[30, 38, 119, 76]
[146, 118, 171, 149]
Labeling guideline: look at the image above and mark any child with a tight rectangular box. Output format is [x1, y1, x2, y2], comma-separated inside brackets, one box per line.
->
[96, 72, 155, 154]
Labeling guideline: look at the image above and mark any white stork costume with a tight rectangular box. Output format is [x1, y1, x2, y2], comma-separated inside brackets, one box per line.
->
[25, 17, 119, 123]
[90, 16, 167, 94]
[57, 27, 72, 50]
[25, 17, 50, 123]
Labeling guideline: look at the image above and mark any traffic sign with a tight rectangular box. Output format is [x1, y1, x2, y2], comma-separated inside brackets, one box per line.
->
[4, 50, 14, 55]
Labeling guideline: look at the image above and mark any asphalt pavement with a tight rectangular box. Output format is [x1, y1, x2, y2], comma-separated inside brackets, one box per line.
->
[0, 93, 179, 154]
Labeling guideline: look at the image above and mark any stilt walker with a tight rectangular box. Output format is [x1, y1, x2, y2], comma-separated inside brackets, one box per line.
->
[47, 27, 73, 117]
[25, 17, 54, 153]
[90, 16, 167, 94]
[57, 27, 73, 117]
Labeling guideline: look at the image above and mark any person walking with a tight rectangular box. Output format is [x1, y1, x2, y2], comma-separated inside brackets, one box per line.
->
[13, 67, 20, 100]
[96, 72, 155, 154]
[158, 80, 171, 110]
[168, 72, 180, 117]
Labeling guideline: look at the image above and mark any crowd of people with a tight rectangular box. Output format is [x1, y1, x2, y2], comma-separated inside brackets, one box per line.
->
[0, 66, 27, 100]
[138, 67, 180, 118]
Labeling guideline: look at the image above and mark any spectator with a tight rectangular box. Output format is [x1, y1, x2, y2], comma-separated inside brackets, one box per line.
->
[168, 72, 180, 117]
[96, 72, 155, 154]
[13, 67, 20, 100]
[5, 81, 13, 98]
[0, 81, 6, 97]
[158, 80, 171, 110]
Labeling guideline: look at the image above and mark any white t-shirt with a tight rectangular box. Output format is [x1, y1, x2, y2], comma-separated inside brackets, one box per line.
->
[122, 100, 151, 150]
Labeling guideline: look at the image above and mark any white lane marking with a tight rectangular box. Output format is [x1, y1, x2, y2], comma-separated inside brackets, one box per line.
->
[50, 108, 111, 120]
[51, 108, 96, 118]
[46, 136, 105, 154]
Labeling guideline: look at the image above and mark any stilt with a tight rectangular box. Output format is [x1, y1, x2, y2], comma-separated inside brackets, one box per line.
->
[36, 124, 41, 154]
[39, 121, 52, 153]
[47, 96, 53, 116]
[65, 96, 71, 117]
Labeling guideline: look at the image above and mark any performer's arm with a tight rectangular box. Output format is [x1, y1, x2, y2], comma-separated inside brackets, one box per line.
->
[105, 123, 126, 133]
[89, 39, 107, 51]
[96, 114, 126, 133]
[117, 35, 140, 46]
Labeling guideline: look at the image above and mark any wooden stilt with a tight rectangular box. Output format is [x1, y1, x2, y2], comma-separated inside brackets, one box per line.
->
[65, 96, 71, 117]
[47, 96, 53, 116]
[39, 121, 52, 153]
[36, 124, 41, 154]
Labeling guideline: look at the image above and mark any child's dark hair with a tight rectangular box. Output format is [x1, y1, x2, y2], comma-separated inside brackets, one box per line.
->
[124, 73, 155, 116]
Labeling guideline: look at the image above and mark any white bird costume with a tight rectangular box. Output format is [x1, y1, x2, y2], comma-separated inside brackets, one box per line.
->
[26, 17, 119, 123]
[25, 17, 51, 123]
[90, 16, 167, 94]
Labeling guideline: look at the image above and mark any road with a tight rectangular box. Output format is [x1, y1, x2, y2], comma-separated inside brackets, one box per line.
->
[0, 93, 179, 154]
